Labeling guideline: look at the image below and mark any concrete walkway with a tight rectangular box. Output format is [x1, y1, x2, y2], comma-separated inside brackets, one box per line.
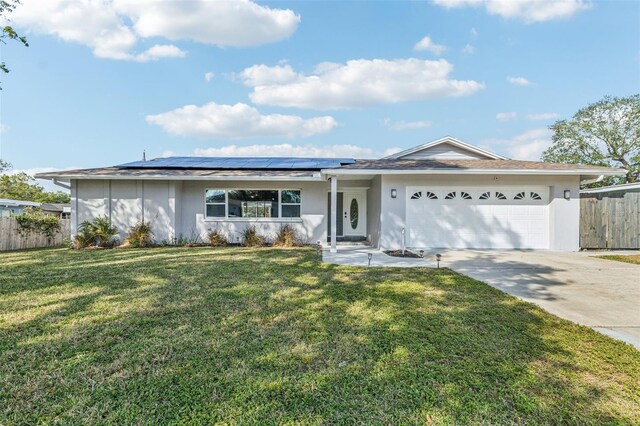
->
[323, 248, 640, 350]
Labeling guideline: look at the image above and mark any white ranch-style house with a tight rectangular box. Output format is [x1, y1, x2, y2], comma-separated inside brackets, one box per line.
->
[37, 137, 625, 252]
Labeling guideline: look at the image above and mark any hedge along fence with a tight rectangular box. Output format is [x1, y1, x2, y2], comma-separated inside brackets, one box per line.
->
[0, 217, 71, 251]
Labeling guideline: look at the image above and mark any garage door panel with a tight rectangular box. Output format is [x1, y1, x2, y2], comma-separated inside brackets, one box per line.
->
[406, 186, 549, 249]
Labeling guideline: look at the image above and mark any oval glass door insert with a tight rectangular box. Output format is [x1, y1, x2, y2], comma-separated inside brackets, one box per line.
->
[350, 198, 359, 230]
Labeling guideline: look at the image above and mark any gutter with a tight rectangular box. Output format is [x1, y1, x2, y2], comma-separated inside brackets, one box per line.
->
[322, 168, 627, 176]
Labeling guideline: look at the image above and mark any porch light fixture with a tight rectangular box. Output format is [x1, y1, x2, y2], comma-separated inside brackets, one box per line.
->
[435, 253, 442, 269]
[564, 190, 571, 200]
[367, 252, 373, 267]
[391, 189, 397, 198]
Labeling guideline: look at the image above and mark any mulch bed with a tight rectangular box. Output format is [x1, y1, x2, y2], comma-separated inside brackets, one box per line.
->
[384, 250, 423, 258]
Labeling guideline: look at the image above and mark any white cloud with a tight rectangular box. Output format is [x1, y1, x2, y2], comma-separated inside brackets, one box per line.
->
[526, 112, 559, 121]
[10, 0, 299, 61]
[382, 118, 432, 131]
[433, 0, 589, 23]
[241, 58, 484, 109]
[470, 27, 479, 38]
[239, 64, 299, 86]
[132, 44, 186, 62]
[204, 72, 215, 82]
[146, 102, 337, 139]
[496, 112, 518, 121]
[484, 128, 552, 160]
[462, 43, 475, 54]
[191, 144, 400, 159]
[507, 76, 532, 86]
[414, 36, 447, 55]
[0, 123, 7, 133]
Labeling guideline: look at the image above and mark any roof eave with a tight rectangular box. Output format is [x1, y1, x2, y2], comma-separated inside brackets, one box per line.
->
[323, 168, 627, 176]
[35, 173, 325, 181]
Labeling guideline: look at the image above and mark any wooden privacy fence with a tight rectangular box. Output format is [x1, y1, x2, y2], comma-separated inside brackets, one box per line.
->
[580, 192, 640, 249]
[0, 217, 71, 251]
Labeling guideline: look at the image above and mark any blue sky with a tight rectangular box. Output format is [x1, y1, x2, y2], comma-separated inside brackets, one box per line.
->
[0, 0, 638, 190]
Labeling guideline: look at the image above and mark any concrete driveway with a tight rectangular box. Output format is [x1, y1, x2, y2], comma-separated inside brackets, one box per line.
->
[324, 248, 640, 349]
[442, 250, 640, 350]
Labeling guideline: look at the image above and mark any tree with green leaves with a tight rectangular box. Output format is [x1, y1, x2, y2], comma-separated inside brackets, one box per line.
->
[542, 95, 640, 186]
[0, 172, 70, 203]
[1, 0, 28, 83]
[0, 158, 10, 173]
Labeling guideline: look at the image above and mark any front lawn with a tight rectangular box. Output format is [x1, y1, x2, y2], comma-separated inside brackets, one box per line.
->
[599, 254, 640, 265]
[1, 247, 638, 424]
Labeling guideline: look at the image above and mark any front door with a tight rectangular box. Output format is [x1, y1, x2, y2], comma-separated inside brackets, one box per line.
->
[342, 190, 366, 237]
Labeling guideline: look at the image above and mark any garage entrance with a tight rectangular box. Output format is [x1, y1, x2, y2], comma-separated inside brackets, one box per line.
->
[405, 187, 550, 249]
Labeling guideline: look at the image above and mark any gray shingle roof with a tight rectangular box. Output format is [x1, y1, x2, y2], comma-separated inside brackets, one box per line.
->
[340, 158, 624, 171]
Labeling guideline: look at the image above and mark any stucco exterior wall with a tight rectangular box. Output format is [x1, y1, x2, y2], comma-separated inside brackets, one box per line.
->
[73, 180, 177, 242]
[71, 173, 581, 251]
[379, 174, 581, 251]
[178, 180, 329, 244]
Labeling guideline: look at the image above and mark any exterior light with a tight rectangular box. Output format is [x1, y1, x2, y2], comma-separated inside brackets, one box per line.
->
[435, 253, 442, 268]
[391, 189, 397, 198]
[316, 240, 322, 257]
[367, 252, 373, 266]
[564, 190, 571, 200]
[419, 249, 424, 258]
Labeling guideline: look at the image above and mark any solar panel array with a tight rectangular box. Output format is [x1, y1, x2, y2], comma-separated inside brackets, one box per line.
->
[118, 157, 356, 170]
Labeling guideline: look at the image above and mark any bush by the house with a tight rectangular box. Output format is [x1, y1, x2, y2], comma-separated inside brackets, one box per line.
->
[126, 221, 154, 248]
[207, 229, 228, 247]
[273, 224, 301, 247]
[73, 216, 118, 248]
[13, 207, 61, 242]
[242, 225, 265, 247]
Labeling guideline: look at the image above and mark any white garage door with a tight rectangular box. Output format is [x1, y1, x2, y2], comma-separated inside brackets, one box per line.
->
[406, 187, 550, 249]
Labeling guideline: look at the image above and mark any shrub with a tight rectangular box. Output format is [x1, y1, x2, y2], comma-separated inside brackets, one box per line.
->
[207, 229, 228, 247]
[126, 221, 154, 248]
[73, 216, 118, 248]
[13, 208, 61, 242]
[91, 216, 119, 247]
[273, 224, 300, 247]
[242, 225, 265, 247]
[73, 222, 96, 249]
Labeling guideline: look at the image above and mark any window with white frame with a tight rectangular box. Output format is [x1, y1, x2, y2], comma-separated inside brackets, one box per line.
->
[205, 189, 301, 219]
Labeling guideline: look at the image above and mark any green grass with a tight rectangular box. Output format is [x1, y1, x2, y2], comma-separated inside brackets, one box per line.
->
[1, 247, 639, 425]
[599, 254, 640, 265]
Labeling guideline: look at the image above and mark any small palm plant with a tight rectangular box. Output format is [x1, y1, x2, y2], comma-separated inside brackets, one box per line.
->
[91, 216, 119, 247]
[73, 216, 118, 248]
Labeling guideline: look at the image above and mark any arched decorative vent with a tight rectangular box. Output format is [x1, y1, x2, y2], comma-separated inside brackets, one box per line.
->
[479, 192, 491, 200]
[445, 191, 457, 200]
[531, 192, 542, 200]
[461, 192, 472, 200]
[495, 192, 507, 200]
[425, 191, 438, 200]
[410, 192, 422, 200]
[514, 192, 526, 200]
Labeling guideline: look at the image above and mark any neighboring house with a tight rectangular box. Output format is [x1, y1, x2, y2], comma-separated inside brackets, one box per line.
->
[580, 182, 640, 198]
[36, 137, 625, 252]
[41, 203, 72, 219]
[0, 198, 41, 217]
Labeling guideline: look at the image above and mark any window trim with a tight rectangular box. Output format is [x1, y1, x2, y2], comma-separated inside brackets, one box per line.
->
[204, 188, 302, 221]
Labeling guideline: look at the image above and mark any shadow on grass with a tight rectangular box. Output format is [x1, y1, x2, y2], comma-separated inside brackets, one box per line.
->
[0, 247, 638, 424]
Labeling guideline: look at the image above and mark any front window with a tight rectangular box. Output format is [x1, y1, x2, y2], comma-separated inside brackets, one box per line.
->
[205, 189, 301, 219]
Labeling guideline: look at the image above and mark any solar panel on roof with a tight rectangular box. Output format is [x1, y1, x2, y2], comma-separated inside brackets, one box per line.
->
[118, 157, 355, 170]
